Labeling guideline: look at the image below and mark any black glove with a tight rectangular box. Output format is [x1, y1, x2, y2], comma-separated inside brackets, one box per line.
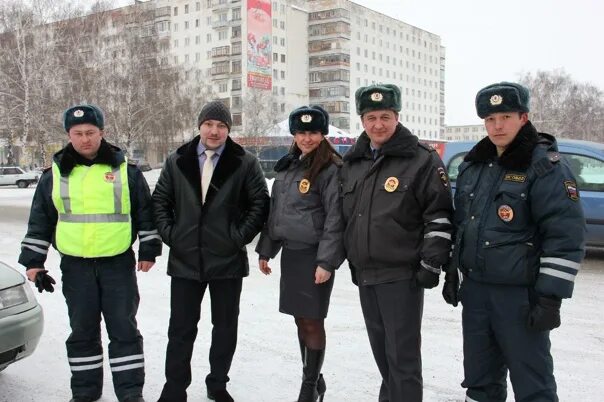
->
[33, 270, 56, 293]
[442, 269, 459, 307]
[527, 296, 561, 331]
[416, 266, 439, 289]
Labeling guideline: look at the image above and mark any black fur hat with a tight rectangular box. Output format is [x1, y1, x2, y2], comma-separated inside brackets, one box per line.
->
[197, 100, 232, 131]
[355, 84, 402, 115]
[475, 82, 530, 118]
[288, 105, 329, 135]
[63, 104, 104, 132]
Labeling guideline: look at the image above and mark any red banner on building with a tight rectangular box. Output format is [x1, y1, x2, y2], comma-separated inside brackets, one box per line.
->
[247, 0, 272, 90]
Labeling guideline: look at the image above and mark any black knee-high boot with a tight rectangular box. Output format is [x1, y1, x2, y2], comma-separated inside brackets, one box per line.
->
[297, 346, 325, 402]
[298, 339, 326, 399]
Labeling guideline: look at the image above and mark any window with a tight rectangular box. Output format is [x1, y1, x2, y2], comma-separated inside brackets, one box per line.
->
[273, 53, 278, 62]
[173, 39, 179, 48]
[232, 79, 242, 90]
[185, 54, 190, 63]
[280, 54, 285, 63]
[218, 30, 227, 40]
[185, 21, 189, 29]
[196, 19, 200, 27]
[174, 23, 178, 32]
[195, 35, 200, 44]
[280, 38, 285, 46]
[564, 154, 604, 191]
[207, 33, 212, 42]
[218, 81, 228, 92]
[232, 8, 241, 20]
[196, 2, 201, 11]
[280, 21, 285, 30]
[173, 6, 178, 16]
[280, 70, 285, 79]
[185, 37, 190, 46]
[185, 4, 189, 13]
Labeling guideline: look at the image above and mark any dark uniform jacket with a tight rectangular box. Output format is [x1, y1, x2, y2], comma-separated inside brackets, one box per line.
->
[19, 140, 162, 268]
[451, 122, 585, 299]
[341, 123, 453, 285]
[152, 136, 269, 282]
[255, 153, 345, 272]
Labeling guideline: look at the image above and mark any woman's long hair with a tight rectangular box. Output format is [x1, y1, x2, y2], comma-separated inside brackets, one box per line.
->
[290, 138, 343, 183]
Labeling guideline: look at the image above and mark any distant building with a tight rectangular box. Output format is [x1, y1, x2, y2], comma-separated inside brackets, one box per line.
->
[444, 124, 486, 142]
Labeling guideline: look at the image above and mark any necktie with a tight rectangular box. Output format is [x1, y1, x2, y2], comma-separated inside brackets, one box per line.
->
[201, 150, 215, 204]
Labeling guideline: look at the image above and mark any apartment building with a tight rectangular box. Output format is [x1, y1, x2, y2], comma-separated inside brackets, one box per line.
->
[146, 0, 445, 138]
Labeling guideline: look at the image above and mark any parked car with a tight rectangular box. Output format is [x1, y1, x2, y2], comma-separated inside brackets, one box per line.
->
[0, 261, 44, 372]
[0, 167, 39, 188]
[441, 139, 604, 247]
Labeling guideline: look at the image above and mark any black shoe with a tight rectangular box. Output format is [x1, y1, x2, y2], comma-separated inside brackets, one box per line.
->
[122, 396, 145, 402]
[69, 397, 98, 402]
[207, 388, 234, 402]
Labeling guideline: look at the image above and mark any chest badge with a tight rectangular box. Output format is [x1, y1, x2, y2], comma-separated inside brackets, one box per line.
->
[104, 172, 116, 183]
[497, 204, 514, 222]
[299, 179, 311, 194]
[384, 177, 399, 192]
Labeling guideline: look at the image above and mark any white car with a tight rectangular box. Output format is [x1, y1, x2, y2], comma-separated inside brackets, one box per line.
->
[0, 167, 39, 188]
[0, 261, 44, 372]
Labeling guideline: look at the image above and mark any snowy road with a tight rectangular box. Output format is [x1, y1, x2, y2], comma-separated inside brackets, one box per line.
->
[0, 179, 602, 402]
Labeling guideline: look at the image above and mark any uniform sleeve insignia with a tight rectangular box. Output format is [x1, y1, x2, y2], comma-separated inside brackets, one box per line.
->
[299, 178, 311, 194]
[437, 167, 449, 187]
[384, 176, 399, 192]
[564, 180, 579, 201]
[489, 94, 503, 105]
[370, 92, 384, 102]
[504, 173, 527, 183]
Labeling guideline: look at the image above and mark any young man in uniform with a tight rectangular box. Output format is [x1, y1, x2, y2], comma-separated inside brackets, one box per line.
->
[20, 104, 162, 402]
[443, 82, 585, 401]
[340, 84, 453, 401]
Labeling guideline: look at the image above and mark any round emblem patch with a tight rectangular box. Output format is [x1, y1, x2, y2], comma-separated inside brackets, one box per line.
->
[300, 114, 312, 123]
[299, 179, 310, 194]
[73, 109, 84, 117]
[370, 92, 384, 102]
[104, 172, 115, 183]
[497, 204, 514, 222]
[384, 177, 399, 192]
[489, 94, 503, 106]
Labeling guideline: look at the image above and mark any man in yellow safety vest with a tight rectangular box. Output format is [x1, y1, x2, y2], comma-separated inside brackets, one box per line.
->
[19, 104, 162, 402]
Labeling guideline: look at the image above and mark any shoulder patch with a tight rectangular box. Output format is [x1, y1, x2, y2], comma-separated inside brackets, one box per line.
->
[564, 180, 579, 201]
[437, 166, 449, 187]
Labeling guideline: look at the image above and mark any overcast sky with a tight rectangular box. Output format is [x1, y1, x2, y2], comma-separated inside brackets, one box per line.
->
[114, 0, 603, 126]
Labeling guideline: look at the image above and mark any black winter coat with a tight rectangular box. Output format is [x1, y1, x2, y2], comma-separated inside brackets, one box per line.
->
[152, 136, 269, 281]
[341, 123, 453, 285]
[18, 140, 162, 268]
[451, 122, 585, 299]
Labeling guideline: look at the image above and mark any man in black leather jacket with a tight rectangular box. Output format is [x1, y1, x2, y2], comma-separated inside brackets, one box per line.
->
[153, 101, 269, 402]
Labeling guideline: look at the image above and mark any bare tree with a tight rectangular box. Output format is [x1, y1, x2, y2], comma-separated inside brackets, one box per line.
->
[519, 69, 604, 141]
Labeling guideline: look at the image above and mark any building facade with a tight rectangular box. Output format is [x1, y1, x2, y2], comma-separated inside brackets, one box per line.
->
[148, 0, 445, 138]
[444, 124, 487, 142]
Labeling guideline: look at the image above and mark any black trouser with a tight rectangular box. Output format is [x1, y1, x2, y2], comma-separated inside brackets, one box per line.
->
[159, 276, 243, 401]
[460, 278, 557, 402]
[61, 251, 144, 401]
[358, 279, 424, 402]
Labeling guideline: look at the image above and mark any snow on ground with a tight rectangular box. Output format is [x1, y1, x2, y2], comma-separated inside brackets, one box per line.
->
[0, 171, 602, 401]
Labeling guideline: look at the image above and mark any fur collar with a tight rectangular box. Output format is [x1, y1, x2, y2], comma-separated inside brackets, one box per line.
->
[464, 121, 540, 171]
[344, 123, 418, 162]
[175, 135, 245, 205]
[54, 139, 124, 176]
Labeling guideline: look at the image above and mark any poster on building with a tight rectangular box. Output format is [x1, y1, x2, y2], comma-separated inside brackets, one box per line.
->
[247, 0, 272, 90]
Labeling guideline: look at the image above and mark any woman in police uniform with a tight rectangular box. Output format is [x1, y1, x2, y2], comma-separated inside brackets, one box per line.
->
[256, 105, 344, 402]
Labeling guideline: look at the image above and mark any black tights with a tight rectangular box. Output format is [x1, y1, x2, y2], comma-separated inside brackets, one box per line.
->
[295, 317, 326, 350]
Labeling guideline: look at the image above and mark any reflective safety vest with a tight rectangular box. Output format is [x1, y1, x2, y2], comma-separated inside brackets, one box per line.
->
[51, 161, 132, 257]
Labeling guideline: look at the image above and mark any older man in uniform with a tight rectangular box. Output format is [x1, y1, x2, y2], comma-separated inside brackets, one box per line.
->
[340, 84, 454, 401]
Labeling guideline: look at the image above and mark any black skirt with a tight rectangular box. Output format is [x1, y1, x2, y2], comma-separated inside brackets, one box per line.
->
[279, 246, 335, 319]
